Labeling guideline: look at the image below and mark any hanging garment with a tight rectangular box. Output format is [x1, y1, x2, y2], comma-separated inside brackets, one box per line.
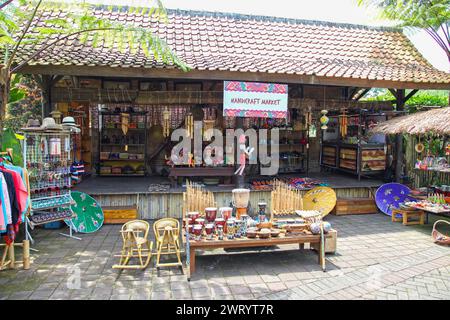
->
[4, 164, 30, 222]
[0, 168, 22, 226]
[0, 173, 12, 225]
[0, 174, 8, 232]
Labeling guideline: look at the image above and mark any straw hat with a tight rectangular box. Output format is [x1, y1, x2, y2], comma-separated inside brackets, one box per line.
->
[22, 119, 43, 131]
[62, 117, 81, 133]
[62, 116, 79, 127]
[41, 117, 63, 130]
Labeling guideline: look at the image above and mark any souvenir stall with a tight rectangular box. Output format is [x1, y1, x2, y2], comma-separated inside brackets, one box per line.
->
[22, 118, 82, 240]
[372, 107, 450, 229]
[0, 148, 31, 270]
[181, 180, 337, 279]
[320, 109, 388, 180]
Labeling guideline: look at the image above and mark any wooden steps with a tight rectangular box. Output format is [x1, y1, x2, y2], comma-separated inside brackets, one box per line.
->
[331, 197, 377, 216]
[103, 206, 138, 224]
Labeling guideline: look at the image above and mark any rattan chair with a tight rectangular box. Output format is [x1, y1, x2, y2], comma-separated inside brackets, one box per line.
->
[153, 218, 183, 270]
[112, 220, 153, 269]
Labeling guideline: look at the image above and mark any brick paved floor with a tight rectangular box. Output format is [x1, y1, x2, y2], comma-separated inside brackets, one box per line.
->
[0, 213, 449, 300]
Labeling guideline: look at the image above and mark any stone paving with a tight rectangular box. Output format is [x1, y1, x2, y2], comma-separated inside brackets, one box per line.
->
[0, 213, 449, 300]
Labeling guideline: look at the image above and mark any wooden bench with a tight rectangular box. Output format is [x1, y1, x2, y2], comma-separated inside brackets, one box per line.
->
[391, 208, 425, 226]
[185, 233, 330, 279]
[103, 205, 138, 224]
[169, 167, 235, 187]
[331, 198, 377, 215]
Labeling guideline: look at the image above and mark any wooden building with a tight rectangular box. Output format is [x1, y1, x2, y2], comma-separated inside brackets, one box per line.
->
[11, 7, 450, 218]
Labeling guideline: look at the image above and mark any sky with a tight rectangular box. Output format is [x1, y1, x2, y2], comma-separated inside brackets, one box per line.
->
[78, 0, 449, 71]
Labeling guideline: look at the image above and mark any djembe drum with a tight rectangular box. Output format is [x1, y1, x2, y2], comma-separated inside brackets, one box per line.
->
[205, 207, 217, 223]
[232, 188, 250, 219]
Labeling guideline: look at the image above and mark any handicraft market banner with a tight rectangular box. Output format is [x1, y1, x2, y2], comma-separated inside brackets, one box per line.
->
[223, 81, 288, 118]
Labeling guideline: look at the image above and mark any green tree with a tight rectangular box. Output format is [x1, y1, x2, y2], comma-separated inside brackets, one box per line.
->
[357, 0, 449, 64]
[5, 75, 42, 131]
[0, 0, 189, 147]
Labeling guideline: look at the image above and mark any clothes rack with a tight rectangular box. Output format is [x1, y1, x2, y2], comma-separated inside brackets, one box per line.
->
[0, 148, 31, 270]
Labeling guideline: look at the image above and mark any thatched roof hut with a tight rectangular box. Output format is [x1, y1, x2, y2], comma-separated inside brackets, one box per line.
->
[371, 107, 450, 135]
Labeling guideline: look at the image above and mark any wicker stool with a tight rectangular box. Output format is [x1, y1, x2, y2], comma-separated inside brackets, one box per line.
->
[391, 208, 425, 226]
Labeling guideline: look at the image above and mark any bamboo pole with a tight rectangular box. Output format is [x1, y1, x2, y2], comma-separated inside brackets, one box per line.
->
[23, 240, 30, 270]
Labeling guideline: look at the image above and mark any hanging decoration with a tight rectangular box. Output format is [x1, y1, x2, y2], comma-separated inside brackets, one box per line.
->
[121, 113, 130, 136]
[319, 110, 329, 130]
[339, 108, 348, 138]
[162, 107, 171, 137]
[203, 120, 215, 141]
[415, 136, 425, 154]
[185, 113, 194, 137]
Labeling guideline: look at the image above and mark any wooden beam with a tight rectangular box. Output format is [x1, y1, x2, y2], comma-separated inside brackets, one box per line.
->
[347, 87, 360, 100]
[50, 75, 63, 86]
[404, 89, 418, 103]
[353, 88, 371, 101]
[16, 65, 450, 90]
[388, 88, 398, 100]
[395, 89, 405, 183]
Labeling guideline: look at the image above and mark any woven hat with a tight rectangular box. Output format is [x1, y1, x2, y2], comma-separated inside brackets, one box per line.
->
[22, 119, 43, 131]
[41, 117, 62, 130]
[62, 116, 80, 133]
[62, 116, 79, 127]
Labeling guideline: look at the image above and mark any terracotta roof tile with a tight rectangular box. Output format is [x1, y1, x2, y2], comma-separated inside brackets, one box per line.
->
[15, 7, 450, 86]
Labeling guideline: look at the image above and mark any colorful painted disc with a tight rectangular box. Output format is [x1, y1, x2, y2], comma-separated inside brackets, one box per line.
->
[375, 183, 416, 216]
[303, 187, 337, 217]
[65, 191, 104, 233]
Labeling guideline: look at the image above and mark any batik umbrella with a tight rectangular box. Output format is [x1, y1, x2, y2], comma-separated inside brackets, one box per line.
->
[66, 191, 104, 233]
[375, 183, 416, 216]
[303, 187, 337, 217]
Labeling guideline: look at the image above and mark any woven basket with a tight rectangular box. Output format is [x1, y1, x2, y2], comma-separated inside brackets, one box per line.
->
[432, 220, 450, 245]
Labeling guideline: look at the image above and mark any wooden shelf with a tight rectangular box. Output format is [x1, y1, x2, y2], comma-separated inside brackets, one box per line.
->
[100, 159, 145, 162]
[101, 144, 145, 146]
[98, 174, 146, 177]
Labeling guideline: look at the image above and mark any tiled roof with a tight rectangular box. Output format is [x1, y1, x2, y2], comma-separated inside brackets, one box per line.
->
[16, 7, 450, 87]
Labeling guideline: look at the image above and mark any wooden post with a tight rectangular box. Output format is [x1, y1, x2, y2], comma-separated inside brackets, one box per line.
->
[23, 240, 30, 270]
[8, 244, 15, 269]
[235, 117, 244, 188]
[395, 89, 405, 183]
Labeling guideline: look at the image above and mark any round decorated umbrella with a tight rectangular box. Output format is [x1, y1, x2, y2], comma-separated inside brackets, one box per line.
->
[303, 187, 337, 217]
[375, 183, 416, 216]
[65, 191, 104, 233]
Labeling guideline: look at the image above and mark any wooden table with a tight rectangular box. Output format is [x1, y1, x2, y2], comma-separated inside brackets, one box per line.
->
[169, 167, 235, 187]
[406, 205, 450, 224]
[185, 233, 329, 279]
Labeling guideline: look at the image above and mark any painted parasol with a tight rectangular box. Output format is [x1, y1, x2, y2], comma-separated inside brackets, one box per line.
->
[375, 183, 416, 216]
[303, 187, 337, 217]
[65, 191, 104, 233]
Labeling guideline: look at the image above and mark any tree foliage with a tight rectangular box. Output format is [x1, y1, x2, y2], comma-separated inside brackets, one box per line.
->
[364, 89, 449, 110]
[357, 0, 450, 63]
[5, 75, 42, 132]
[0, 0, 189, 147]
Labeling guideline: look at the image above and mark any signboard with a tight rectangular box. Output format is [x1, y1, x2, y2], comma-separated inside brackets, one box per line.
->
[223, 81, 288, 118]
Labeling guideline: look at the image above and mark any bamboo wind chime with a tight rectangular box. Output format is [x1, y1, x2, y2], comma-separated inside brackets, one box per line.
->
[185, 113, 194, 137]
[270, 180, 303, 220]
[182, 180, 215, 219]
[0, 149, 30, 271]
[339, 108, 348, 138]
[162, 107, 171, 137]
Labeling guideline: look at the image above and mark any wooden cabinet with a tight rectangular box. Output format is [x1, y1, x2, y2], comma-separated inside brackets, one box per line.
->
[320, 113, 387, 179]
